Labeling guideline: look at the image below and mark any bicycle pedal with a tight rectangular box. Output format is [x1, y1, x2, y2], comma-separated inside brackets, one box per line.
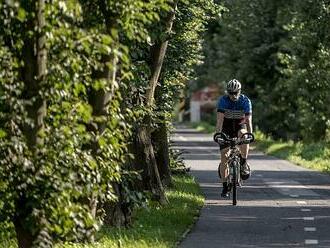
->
[221, 192, 230, 198]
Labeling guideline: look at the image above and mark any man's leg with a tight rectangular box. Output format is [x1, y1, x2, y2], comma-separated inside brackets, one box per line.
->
[238, 129, 251, 179]
[238, 128, 249, 160]
[220, 147, 229, 180]
[220, 147, 229, 196]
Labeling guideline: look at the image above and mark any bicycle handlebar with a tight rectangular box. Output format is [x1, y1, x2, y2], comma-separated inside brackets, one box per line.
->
[213, 132, 255, 147]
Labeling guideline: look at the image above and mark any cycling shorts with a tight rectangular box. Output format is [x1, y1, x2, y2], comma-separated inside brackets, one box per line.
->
[220, 119, 247, 150]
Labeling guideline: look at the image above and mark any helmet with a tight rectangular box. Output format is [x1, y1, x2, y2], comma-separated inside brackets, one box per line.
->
[226, 79, 241, 92]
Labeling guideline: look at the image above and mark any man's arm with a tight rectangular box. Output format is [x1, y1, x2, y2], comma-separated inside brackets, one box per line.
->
[243, 97, 253, 133]
[216, 112, 225, 132]
[246, 114, 253, 133]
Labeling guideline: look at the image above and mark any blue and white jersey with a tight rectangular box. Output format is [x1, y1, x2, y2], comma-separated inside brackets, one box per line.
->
[217, 94, 252, 120]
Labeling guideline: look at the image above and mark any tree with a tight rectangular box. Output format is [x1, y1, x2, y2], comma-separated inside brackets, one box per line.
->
[128, 0, 178, 204]
[153, 0, 223, 186]
[0, 1, 50, 246]
[0, 0, 225, 246]
[276, 0, 330, 141]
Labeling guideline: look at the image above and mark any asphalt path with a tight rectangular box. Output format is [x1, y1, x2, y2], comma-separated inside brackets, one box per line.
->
[172, 126, 330, 248]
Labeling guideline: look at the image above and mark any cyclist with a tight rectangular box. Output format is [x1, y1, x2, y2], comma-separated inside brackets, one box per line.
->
[215, 79, 253, 197]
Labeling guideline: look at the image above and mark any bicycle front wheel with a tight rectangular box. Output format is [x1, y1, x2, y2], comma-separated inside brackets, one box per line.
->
[232, 161, 238, 205]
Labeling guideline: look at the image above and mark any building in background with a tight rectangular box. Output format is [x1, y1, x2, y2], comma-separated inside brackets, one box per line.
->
[190, 85, 220, 122]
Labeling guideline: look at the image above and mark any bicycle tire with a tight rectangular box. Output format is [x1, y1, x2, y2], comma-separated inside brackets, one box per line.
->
[232, 161, 238, 205]
[217, 163, 221, 179]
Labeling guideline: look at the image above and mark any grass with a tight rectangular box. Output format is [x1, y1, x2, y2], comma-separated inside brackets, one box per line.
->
[56, 175, 203, 248]
[254, 131, 330, 173]
[190, 121, 214, 133]
[1, 175, 204, 248]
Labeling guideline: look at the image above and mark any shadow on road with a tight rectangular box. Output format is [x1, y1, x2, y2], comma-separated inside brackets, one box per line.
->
[180, 202, 330, 248]
[192, 169, 330, 201]
[173, 128, 330, 248]
[181, 167, 330, 247]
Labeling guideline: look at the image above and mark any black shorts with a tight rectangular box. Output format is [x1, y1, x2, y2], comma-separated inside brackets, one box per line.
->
[220, 120, 247, 150]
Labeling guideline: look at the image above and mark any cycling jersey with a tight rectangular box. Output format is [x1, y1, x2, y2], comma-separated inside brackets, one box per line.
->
[217, 94, 252, 138]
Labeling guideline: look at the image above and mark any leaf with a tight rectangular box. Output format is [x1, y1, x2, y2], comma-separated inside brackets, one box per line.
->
[77, 102, 92, 123]
[17, 8, 26, 22]
[0, 129, 7, 139]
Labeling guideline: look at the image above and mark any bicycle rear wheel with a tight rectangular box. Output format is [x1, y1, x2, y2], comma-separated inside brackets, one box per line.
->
[232, 162, 238, 205]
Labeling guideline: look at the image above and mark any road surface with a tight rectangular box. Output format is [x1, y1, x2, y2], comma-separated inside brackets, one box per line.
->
[172, 126, 330, 248]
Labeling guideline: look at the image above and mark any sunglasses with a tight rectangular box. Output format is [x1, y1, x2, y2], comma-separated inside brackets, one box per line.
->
[228, 91, 240, 95]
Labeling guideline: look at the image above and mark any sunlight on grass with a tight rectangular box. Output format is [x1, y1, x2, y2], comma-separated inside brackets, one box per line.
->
[191, 122, 214, 133]
[1, 175, 204, 248]
[266, 143, 294, 155]
[255, 131, 330, 173]
[56, 175, 204, 248]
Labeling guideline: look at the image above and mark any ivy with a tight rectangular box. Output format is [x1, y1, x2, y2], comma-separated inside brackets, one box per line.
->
[0, 0, 223, 246]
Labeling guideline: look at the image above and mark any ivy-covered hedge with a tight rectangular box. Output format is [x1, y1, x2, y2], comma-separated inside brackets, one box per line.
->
[0, 1, 221, 247]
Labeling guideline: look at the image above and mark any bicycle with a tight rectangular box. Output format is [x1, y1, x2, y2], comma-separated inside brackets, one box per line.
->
[213, 132, 254, 205]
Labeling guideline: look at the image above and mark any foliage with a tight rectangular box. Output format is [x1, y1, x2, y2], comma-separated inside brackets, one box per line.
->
[0, 0, 219, 246]
[158, 0, 223, 115]
[0, 0, 168, 246]
[169, 148, 188, 174]
[0, 0, 118, 245]
[276, 0, 330, 141]
[196, 0, 330, 142]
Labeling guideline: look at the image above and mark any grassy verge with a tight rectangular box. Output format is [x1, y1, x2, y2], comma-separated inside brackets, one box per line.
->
[190, 121, 214, 133]
[187, 121, 330, 173]
[254, 131, 330, 173]
[57, 174, 204, 248]
[1, 175, 203, 248]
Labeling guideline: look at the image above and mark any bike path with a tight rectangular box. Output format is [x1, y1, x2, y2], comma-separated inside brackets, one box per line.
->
[172, 126, 330, 248]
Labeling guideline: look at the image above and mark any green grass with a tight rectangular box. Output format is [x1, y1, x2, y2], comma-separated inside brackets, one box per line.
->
[1, 175, 204, 248]
[57, 174, 204, 248]
[254, 131, 330, 173]
[190, 121, 214, 133]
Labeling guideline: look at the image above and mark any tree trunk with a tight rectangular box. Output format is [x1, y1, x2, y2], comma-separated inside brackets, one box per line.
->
[133, 0, 178, 203]
[133, 125, 167, 204]
[13, 218, 34, 248]
[21, 0, 47, 149]
[14, 1, 47, 247]
[150, 1, 179, 188]
[145, 0, 178, 104]
[102, 183, 131, 227]
[86, 51, 118, 237]
[85, 0, 124, 230]
[152, 119, 172, 187]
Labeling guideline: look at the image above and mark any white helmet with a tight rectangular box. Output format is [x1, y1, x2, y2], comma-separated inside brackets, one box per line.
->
[226, 79, 241, 92]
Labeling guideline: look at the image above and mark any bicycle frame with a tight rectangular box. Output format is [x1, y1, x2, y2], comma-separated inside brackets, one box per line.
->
[226, 144, 242, 205]
[214, 132, 255, 206]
